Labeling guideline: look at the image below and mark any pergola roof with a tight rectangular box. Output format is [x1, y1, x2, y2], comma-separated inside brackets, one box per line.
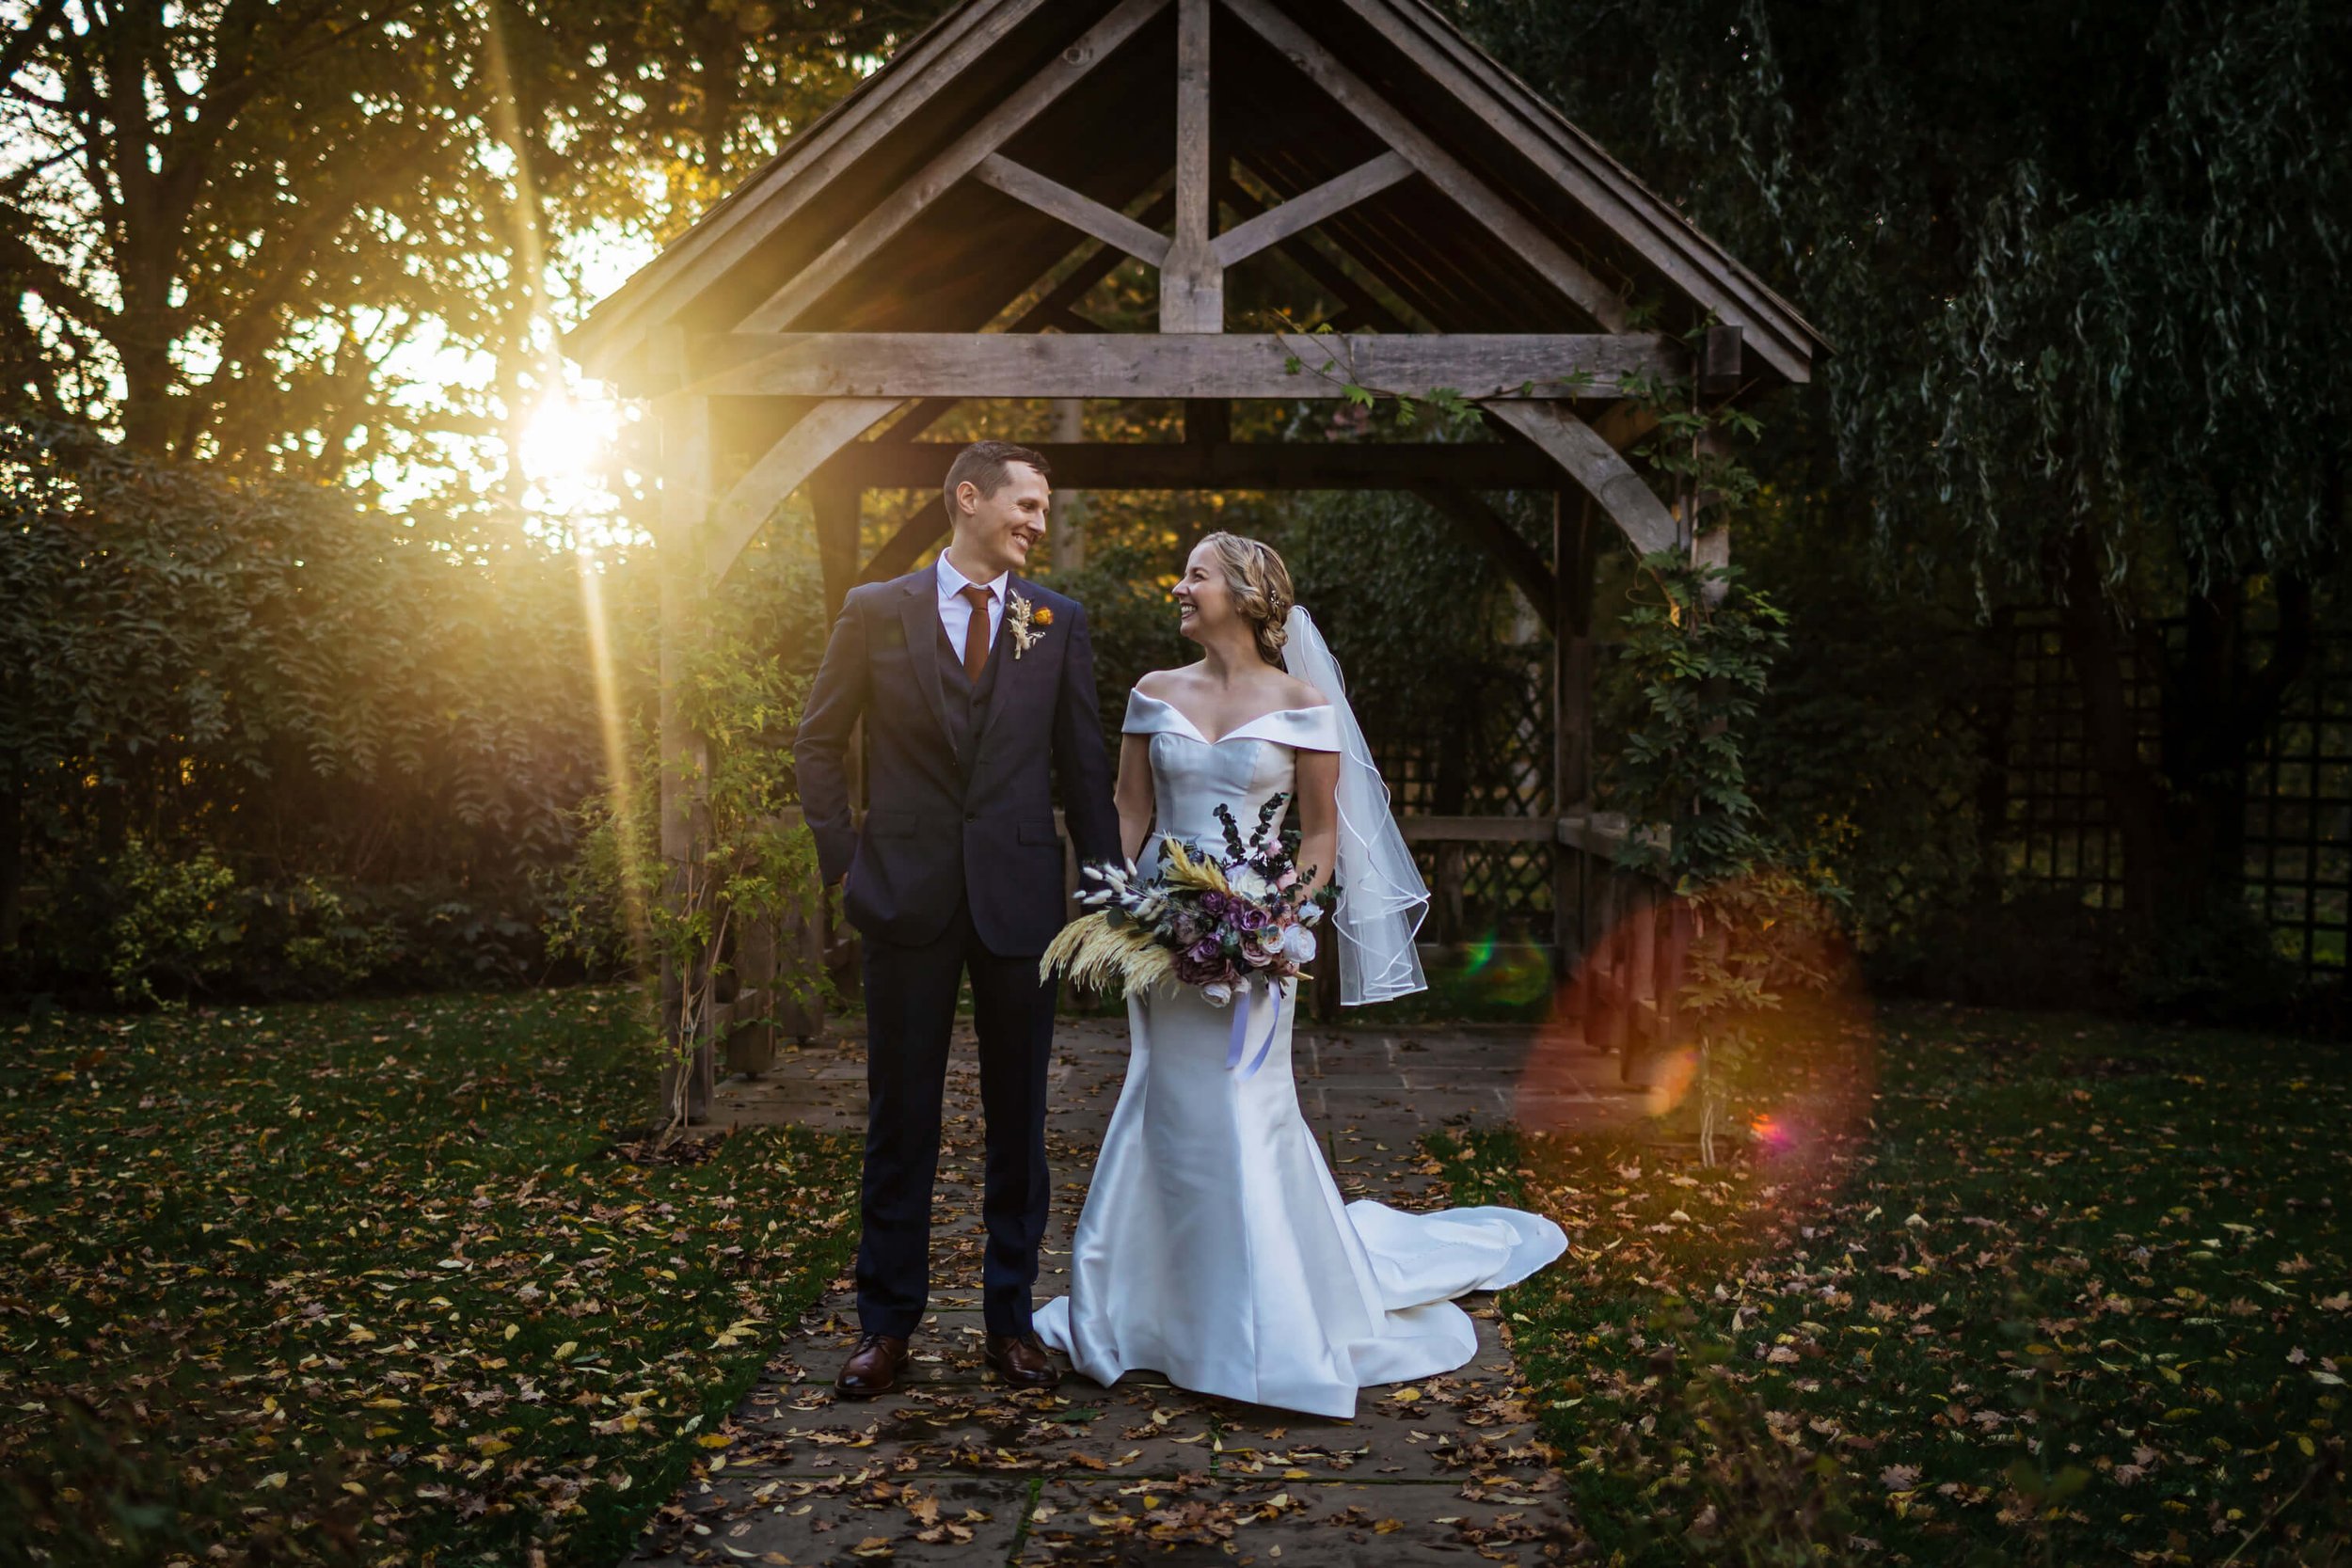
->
[569, 0, 1827, 390]
[601, 0, 1824, 1106]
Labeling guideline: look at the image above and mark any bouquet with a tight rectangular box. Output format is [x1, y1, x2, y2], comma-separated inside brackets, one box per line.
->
[1040, 793, 1333, 1011]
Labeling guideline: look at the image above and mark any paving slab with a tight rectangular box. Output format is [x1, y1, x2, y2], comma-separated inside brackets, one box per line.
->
[1016, 1476, 1582, 1565]
[630, 1011, 1634, 1565]
[632, 1469, 1028, 1566]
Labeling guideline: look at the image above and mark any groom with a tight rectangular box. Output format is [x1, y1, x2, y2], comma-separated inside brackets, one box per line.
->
[793, 439, 1120, 1398]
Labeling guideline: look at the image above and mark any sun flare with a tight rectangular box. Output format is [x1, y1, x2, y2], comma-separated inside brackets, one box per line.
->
[516, 393, 617, 491]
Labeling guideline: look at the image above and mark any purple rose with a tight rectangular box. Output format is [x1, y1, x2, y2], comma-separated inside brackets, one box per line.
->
[1172, 941, 1232, 988]
[1233, 903, 1272, 933]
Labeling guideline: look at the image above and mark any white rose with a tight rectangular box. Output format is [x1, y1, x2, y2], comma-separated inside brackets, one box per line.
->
[1282, 924, 1317, 964]
[1201, 980, 1233, 1007]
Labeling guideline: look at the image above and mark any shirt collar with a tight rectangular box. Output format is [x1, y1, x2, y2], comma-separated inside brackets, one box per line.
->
[936, 549, 1009, 602]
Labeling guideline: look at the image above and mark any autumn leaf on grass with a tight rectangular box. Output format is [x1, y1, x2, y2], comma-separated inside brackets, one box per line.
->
[1879, 1465, 1921, 1491]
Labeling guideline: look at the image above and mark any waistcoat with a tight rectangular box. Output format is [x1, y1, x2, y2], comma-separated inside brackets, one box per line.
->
[936, 620, 1004, 787]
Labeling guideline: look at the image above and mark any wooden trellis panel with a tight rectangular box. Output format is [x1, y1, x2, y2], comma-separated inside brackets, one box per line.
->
[2243, 628, 2352, 974]
[1364, 644, 1556, 942]
[1997, 619, 2161, 910]
[1997, 613, 2352, 978]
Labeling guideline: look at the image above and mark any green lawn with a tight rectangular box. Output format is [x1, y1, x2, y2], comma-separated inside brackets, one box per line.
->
[1435, 1005, 2352, 1566]
[1, 988, 858, 1568]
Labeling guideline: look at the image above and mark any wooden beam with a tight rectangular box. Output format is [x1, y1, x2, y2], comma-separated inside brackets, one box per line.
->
[1223, 166, 1412, 332]
[655, 399, 713, 868]
[653, 375, 716, 1123]
[1212, 150, 1410, 267]
[740, 0, 1170, 333]
[1050, 397, 1088, 570]
[1551, 492, 1593, 971]
[1161, 0, 1220, 330]
[1007, 187, 1178, 327]
[1396, 816, 1553, 844]
[1587, 398, 1658, 452]
[1700, 322, 1744, 394]
[1406, 483, 1556, 635]
[860, 498, 948, 585]
[955, 185, 1172, 349]
[813, 475, 862, 619]
[879, 396, 958, 444]
[1483, 400, 1678, 556]
[568, 0, 1052, 374]
[974, 153, 1171, 265]
[1333, 0, 1817, 383]
[689, 331, 1673, 399]
[816, 437, 1563, 490]
[1220, 0, 1629, 332]
[707, 397, 903, 588]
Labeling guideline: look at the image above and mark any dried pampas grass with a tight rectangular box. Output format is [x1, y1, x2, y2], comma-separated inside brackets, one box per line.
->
[1039, 912, 1178, 996]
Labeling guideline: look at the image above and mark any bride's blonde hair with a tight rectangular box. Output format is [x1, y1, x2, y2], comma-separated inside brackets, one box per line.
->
[1196, 531, 1295, 667]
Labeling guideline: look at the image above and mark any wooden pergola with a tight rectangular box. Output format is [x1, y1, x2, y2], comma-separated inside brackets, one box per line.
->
[566, 0, 1827, 1116]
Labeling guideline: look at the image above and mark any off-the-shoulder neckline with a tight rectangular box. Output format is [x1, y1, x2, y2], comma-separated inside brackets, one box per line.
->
[1127, 689, 1334, 747]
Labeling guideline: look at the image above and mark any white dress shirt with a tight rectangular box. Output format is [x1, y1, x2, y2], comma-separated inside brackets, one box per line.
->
[935, 549, 1007, 657]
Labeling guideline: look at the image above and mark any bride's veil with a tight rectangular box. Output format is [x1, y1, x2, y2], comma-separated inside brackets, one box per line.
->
[1280, 606, 1429, 1004]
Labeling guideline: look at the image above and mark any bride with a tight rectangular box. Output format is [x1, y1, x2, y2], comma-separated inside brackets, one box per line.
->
[1032, 531, 1565, 1418]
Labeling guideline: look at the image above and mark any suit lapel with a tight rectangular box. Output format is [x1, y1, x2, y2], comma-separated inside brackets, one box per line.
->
[974, 577, 1044, 754]
[898, 575, 958, 760]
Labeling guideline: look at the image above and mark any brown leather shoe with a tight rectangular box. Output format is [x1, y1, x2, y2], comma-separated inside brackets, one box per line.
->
[984, 1330, 1060, 1390]
[834, 1333, 911, 1399]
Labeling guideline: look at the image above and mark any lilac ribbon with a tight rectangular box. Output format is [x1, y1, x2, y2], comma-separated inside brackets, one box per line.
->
[1222, 979, 1284, 1079]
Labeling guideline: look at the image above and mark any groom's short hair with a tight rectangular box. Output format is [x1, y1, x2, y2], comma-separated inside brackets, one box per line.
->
[944, 439, 1052, 519]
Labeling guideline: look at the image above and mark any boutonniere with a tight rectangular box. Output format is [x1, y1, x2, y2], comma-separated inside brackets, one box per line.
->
[1006, 590, 1052, 658]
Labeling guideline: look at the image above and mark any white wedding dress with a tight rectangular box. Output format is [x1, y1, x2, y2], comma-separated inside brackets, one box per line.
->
[1032, 689, 1566, 1418]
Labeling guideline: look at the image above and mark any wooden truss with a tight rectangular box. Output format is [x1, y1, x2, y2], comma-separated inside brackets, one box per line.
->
[565, 0, 1828, 1116]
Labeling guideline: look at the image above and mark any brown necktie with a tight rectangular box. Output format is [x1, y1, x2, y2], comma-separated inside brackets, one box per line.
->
[960, 583, 993, 683]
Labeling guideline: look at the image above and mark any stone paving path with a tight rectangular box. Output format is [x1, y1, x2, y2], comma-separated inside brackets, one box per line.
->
[628, 1014, 1644, 1566]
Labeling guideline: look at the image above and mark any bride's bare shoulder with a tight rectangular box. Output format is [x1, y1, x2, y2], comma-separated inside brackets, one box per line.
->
[1134, 666, 1197, 699]
[1271, 670, 1327, 709]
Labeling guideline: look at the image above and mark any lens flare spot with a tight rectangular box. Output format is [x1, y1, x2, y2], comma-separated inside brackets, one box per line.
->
[1460, 930, 1498, 977]
[1643, 1045, 1699, 1119]
[1509, 873, 1879, 1163]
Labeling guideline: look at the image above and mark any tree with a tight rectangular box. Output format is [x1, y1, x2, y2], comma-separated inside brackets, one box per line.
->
[1456, 0, 2352, 943]
[1, 0, 941, 495]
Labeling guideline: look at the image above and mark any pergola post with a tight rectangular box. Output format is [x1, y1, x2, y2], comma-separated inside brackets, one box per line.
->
[655, 375, 718, 1125]
[1049, 400, 1087, 569]
[810, 474, 866, 1013]
[1551, 493, 1597, 1005]
[813, 472, 862, 620]
[1160, 0, 1220, 332]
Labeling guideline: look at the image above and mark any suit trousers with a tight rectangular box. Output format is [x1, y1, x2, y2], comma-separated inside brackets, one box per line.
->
[856, 893, 1058, 1338]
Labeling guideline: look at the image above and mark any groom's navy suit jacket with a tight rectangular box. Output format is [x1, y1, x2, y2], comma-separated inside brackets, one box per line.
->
[793, 569, 1120, 957]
